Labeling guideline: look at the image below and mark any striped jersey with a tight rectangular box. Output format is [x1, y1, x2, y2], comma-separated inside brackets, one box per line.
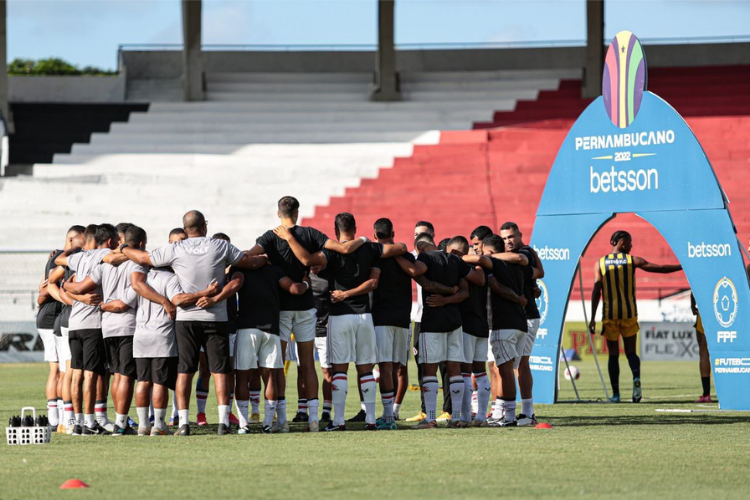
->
[599, 253, 638, 320]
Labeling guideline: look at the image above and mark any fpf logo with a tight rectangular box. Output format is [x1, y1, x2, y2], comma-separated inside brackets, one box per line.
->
[713, 277, 738, 329]
[536, 279, 549, 326]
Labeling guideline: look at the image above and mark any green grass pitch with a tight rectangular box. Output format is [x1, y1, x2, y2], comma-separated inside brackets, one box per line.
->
[2, 360, 749, 499]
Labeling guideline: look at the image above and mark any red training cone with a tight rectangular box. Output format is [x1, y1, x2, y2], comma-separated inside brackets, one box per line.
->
[534, 422, 553, 429]
[60, 479, 89, 489]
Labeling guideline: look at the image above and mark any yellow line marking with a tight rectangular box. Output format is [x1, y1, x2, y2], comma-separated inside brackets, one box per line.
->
[592, 155, 613, 160]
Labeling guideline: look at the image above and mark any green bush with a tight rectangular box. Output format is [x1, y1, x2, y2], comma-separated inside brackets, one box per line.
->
[8, 57, 116, 76]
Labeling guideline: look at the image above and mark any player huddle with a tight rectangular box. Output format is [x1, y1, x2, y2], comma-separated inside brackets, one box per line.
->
[35, 196, 545, 436]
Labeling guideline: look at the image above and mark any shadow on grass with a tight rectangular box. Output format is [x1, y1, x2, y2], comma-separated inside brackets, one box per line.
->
[549, 414, 749, 427]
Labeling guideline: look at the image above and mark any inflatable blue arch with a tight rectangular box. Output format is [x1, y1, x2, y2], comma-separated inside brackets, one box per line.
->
[529, 32, 750, 410]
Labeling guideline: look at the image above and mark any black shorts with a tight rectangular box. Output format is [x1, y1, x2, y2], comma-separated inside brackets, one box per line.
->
[175, 321, 231, 374]
[105, 336, 137, 379]
[68, 329, 105, 375]
[136, 357, 178, 389]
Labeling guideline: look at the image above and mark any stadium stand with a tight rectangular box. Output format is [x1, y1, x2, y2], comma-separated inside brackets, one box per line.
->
[0, 68, 578, 251]
[9, 103, 148, 165]
[304, 65, 750, 299]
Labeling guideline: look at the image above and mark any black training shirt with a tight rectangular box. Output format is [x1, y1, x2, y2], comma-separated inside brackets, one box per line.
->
[311, 273, 330, 338]
[372, 252, 415, 329]
[256, 226, 329, 311]
[36, 250, 64, 330]
[233, 265, 287, 334]
[461, 266, 490, 338]
[489, 257, 531, 332]
[319, 242, 383, 316]
[418, 251, 473, 333]
[519, 246, 541, 319]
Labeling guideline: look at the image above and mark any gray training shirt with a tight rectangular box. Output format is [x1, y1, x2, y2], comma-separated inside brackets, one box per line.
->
[148, 236, 244, 322]
[90, 259, 147, 338]
[67, 248, 111, 331]
[124, 268, 183, 358]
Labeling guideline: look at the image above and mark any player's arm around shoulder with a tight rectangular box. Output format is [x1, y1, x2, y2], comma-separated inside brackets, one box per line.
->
[425, 278, 469, 307]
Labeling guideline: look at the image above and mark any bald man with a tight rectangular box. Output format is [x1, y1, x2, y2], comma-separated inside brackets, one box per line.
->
[122, 210, 268, 436]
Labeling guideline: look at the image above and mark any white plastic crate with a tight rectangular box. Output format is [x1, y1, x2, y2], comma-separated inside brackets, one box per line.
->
[5, 407, 50, 445]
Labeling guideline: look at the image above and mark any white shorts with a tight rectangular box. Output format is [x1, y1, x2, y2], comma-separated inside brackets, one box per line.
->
[280, 308, 317, 343]
[462, 333, 489, 363]
[490, 329, 525, 366]
[314, 337, 330, 369]
[519, 319, 540, 359]
[234, 329, 283, 370]
[419, 328, 464, 364]
[229, 333, 237, 358]
[58, 327, 71, 371]
[375, 325, 411, 366]
[38, 329, 58, 363]
[327, 313, 377, 366]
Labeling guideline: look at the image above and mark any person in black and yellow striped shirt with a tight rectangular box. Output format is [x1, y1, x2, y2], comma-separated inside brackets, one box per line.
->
[589, 231, 682, 403]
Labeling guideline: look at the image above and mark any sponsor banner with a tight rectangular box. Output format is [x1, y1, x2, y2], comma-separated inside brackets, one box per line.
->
[529, 31, 750, 410]
[640, 322, 699, 361]
[0, 321, 44, 363]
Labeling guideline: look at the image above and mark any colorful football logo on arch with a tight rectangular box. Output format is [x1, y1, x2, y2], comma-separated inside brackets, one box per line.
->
[535, 279, 549, 325]
[602, 30, 648, 129]
[713, 277, 738, 328]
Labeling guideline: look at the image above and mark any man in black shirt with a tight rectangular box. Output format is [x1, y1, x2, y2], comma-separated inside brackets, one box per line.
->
[483, 235, 535, 427]
[500, 222, 545, 426]
[400, 234, 483, 429]
[438, 236, 494, 427]
[202, 263, 308, 433]
[310, 270, 333, 422]
[36, 226, 86, 431]
[249, 196, 366, 431]
[275, 213, 405, 431]
[371, 218, 416, 429]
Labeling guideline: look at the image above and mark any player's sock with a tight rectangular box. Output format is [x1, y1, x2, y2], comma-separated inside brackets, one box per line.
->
[217, 404, 230, 426]
[170, 392, 178, 420]
[475, 372, 490, 421]
[449, 375, 464, 421]
[75, 413, 83, 426]
[360, 400, 367, 412]
[154, 408, 167, 430]
[608, 355, 620, 395]
[359, 373, 377, 425]
[149, 401, 154, 421]
[381, 391, 395, 423]
[263, 400, 277, 427]
[460, 373, 473, 422]
[95, 399, 108, 424]
[471, 390, 478, 415]
[249, 390, 261, 415]
[308, 398, 319, 423]
[236, 400, 249, 427]
[84, 413, 96, 428]
[521, 398, 534, 418]
[491, 398, 503, 420]
[626, 352, 641, 379]
[393, 402, 401, 419]
[502, 399, 517, 422]
[136, 407, 149, 430]
[323, 400, 332, 414]
[178, 409, 189, 428]
[332, 372, 348, 426]
[276, 398, 287, 424]
[196, 380, 209, 415]
[57, 398, 65, 426]
[47, 399, 59, 426]
[115, 413, 128, 429]
[297, 399, 308, 416]
[701, 376, 710, 397]
[422, 376, 439, 422]
[64, 401, 74, 426]
[228, 392, 234, 414]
